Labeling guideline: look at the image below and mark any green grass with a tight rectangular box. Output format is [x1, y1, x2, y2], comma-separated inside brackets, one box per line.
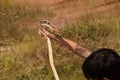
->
[63, 13, 120, 51]
[0, 0, 120, 80]
[0, 0, 53, 43]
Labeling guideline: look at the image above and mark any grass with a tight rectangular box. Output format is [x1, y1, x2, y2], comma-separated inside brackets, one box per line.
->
[0, 0, 53, 43]
[0, 0, 120, 80]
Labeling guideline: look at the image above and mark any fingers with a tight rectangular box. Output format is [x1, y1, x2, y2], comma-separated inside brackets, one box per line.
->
[39, 25, 48, 35]
[42, 36, 47, 41]
[39, 25, 57, 40]
[39, 33, 47, 41]
[38, 29, 47, 41]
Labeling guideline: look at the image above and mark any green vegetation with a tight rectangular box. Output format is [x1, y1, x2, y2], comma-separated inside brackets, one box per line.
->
[0, 0, 53, 43]
[0, 0, 120, 80]
[63, 13, 120, 52]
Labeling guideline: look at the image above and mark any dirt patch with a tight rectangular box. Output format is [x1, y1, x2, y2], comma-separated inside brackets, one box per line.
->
[48, 0, 119, 27]
[12, 0, 119, 28]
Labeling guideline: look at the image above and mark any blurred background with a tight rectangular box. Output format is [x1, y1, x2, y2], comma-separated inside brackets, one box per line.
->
[0, 0, 120, 80]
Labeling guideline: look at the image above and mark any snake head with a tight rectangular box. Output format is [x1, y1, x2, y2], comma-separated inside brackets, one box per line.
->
[40, 20, 52, 26]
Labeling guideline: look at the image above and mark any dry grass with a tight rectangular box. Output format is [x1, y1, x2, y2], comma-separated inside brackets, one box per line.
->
[0, 0, 120, 80]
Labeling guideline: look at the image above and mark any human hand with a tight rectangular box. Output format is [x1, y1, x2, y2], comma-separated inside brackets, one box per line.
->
[38, 25, 57, 40]
[38, 20, 62, 41]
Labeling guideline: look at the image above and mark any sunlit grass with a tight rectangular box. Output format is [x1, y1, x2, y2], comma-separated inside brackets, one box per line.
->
[1, 14, 119, 79]
[0, 0, 53, 42]
[0, 0, 120, 80]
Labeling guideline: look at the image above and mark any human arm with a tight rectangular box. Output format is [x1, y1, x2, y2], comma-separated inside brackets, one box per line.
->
[39, 26, 92, 59]
[54, 36, 91, 58]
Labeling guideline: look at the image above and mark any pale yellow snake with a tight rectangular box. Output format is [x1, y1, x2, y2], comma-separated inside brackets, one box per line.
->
[39, 20, 60, 80]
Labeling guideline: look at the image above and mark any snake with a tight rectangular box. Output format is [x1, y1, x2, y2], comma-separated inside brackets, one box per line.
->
[39, 20, 60, 80]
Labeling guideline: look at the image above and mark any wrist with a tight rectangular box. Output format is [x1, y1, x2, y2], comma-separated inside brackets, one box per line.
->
[55, 35, 63, 41]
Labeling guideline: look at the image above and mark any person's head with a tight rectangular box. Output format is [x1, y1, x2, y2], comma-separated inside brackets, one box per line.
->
[82, 48, 120, 80]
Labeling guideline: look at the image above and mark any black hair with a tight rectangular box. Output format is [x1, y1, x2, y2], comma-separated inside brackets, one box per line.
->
[82, 48, 120, 80]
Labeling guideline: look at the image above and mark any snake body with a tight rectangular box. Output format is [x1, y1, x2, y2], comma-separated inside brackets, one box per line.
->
[39, 20, 60, 80]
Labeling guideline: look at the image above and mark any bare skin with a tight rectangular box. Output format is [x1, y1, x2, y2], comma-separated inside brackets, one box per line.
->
[39, 27, 91, 59]
[55, 36, 91, 58]
[39, 26, 111, 80]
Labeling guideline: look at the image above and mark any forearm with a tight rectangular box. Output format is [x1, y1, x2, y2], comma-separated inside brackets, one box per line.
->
[38, 25, 91, 58]
[55, 36, 92, 59]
